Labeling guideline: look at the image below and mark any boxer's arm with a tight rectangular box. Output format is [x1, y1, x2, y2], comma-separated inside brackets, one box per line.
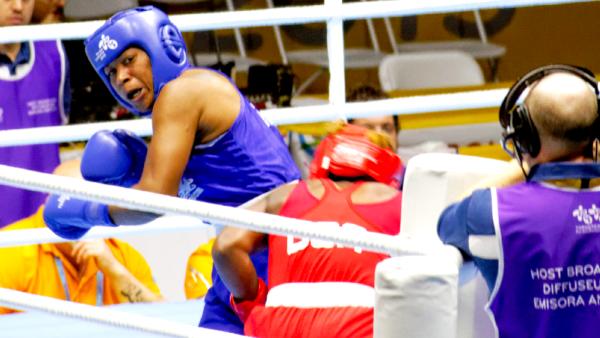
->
[137, 82, 199, 195]
[109, 74, 239, 223]
[212, 183, 296, 300]
[138, 72, 240, 193]
[213, 229, 266, 301]
[212, 195, 269, 301]
[107, 81, 201, 224]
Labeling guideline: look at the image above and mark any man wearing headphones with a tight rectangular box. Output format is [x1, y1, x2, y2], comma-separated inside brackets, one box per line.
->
[438, 65, 600, 338]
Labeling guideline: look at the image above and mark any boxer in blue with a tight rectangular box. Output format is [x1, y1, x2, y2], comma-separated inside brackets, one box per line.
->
[43, 6, 300, 334]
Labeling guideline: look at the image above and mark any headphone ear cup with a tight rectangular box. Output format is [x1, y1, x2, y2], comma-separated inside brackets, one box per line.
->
[511, 105, 541, 157]
[499, 82, 523, 129]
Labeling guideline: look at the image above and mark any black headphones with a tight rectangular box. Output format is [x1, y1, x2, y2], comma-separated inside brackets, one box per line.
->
[499, 64, 600, 159]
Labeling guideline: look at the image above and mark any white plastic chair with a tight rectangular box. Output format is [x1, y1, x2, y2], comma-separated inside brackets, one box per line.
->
[191, 9, 266, 72]
[267, 0, 388, 95]
[388, 10, 506, 80]
[378, 50, 490, 148]
[191, 0, 266, 72]
[378, 50, 485, 92]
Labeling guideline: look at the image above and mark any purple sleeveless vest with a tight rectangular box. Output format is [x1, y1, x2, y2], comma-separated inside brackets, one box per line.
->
[178, 70, 300, 207]
[490, 182, 600, 338]
[0, 41, 67, 227]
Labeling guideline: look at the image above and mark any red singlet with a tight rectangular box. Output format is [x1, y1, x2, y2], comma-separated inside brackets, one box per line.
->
[245, 179, 401, 338]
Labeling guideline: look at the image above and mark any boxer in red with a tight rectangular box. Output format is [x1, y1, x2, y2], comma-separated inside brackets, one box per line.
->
[213, 124, 403, 338]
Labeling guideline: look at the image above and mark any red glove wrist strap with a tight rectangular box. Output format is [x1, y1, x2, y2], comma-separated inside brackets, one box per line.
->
[230, 278, 267, 322]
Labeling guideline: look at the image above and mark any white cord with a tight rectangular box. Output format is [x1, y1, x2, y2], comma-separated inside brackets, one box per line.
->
[0, 288, 238, 337]
[0, 89, 508, 147]
[0, 216, 210, 248]
[0, 165, 433, 256]
[0, 118, 152, 146]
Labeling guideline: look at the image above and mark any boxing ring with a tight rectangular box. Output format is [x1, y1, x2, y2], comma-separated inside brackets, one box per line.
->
[0, 0, 591, 337]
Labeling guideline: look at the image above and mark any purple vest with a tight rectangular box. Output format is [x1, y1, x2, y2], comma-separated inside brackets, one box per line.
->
[490, 183, 600, 338]
[0, 41, 67, 227]
[179, 87, 300, 207]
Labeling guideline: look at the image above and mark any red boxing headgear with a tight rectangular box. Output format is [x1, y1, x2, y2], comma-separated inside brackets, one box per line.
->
[310, 125, 403, 185]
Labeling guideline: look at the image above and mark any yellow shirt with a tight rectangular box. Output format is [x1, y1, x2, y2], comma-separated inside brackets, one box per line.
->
[0, 207, 160, 314]
[184, 238, 215, 299]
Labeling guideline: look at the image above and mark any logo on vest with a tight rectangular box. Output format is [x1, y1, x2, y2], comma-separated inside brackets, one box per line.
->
[27, 98, 57, 116]
[95, 34, 118, 62]
[572, 204, 600, 234]
[57, 195, 70, 208]
[287, 222, 367, 255]
[178, 178, 204, 200]
[530, 264, 600, 311]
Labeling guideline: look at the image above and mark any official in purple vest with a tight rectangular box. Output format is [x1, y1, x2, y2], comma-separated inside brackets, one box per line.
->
[42, 6, 300, 334]
[438, 65, 600, 338]
[0, 0, 69, 228]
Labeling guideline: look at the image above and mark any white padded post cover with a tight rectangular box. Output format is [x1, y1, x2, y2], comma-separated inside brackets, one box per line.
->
[457, 263, 495, 338]
[400, 153, 511, 242]
[381, 153, 509, 338]
[374, 246, 462, 338]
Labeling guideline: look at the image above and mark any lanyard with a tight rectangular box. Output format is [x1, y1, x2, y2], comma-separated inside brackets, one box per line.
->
[54, 257, 104, 306]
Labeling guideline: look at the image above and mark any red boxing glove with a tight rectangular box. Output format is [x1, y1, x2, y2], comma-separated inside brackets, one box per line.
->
[230, 278, 267, 322]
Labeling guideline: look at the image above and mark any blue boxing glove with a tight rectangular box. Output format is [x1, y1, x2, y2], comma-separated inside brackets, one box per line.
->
[81, 129, 147, 187]
[43, 194, 116, 240]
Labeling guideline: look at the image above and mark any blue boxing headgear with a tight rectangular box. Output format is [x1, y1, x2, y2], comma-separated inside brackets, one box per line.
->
[85, 6, 190, 116]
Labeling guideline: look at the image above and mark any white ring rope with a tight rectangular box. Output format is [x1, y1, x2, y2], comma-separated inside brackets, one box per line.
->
[0, 288, 238, 338]
[0, 0, 589, 44]
[0, 165, 433, 257]
[0, 118, 151, 147]
[0, 0, 583, 146]
[0, 216, 210, 248]
[0, 89, 508, 147]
